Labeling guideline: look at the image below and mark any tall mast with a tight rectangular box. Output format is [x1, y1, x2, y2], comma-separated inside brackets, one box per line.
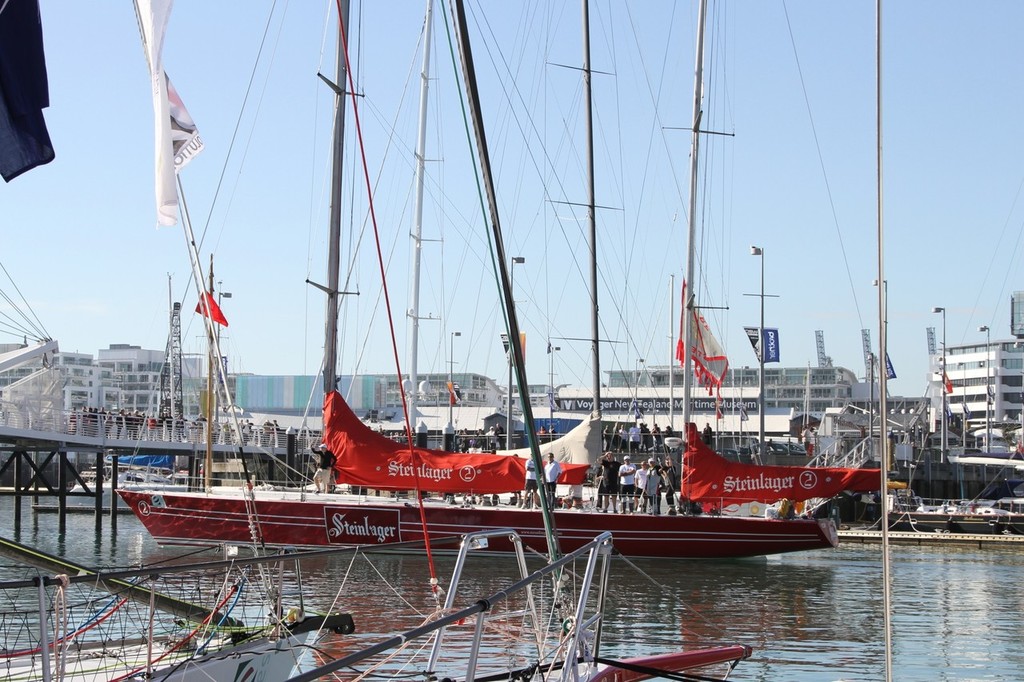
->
[876, 0, 893, 678]
[450, 0, 560, 561]
[582, 0, 601, 418]
[323, 0, 352, 397]
[204, 256, 215, 491]
[681, 0, 708, 429]
[407, 0, 435, 418]
[669, 274, 675, 426]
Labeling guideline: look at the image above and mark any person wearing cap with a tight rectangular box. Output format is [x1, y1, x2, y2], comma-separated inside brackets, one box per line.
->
[596, 451, 621, 512]
[312, 443, 335, 493]
[618, 455, 637, 513]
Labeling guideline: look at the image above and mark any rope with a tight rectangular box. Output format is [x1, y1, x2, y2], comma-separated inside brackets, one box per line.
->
[52, 573, 70, 681]
[332, 0, 440, 591]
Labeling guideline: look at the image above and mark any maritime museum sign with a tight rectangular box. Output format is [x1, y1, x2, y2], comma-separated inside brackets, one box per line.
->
[553, 397, 758, 414]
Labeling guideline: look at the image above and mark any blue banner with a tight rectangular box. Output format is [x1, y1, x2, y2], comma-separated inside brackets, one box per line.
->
[762, 328, 780, 363]
[885, 353, 897, 379]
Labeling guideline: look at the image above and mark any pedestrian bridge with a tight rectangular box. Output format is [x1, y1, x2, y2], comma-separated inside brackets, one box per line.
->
[0, 406, 319, 458]
[0, 406, 322, 530]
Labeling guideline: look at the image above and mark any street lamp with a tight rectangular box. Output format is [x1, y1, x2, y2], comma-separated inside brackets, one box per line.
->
[508, 256, 525, 448]
[751, 245, 765, 462]
[979, 325, 991, 456]
[932, 307, 947, 463]
[449, 331, 461, 429]
[548, 342, 560, 434]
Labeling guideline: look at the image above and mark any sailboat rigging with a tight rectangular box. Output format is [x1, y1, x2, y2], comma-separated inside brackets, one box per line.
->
[121, 0, 843, 562]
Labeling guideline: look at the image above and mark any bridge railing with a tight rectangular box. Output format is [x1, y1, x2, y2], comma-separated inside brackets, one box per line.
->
[0, 401, 320, 453]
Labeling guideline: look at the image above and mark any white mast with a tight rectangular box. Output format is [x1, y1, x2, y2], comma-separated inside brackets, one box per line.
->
[681, 0, 708, 431]
[876, 0, 893, 679]
[407, 0, 435, 419]
[669, 273, 675, 428]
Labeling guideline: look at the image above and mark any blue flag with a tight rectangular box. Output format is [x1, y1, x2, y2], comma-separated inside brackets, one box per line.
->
[885, 353, 897, 379]
[630, 398, 644, 421]
[0, 0, 55, 182]
[762, 328, 781, 363]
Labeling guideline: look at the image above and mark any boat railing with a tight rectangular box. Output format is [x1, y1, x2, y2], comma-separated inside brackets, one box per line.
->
[289, 529, 615, 682]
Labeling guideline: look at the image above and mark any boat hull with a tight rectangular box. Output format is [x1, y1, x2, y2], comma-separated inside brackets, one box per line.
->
[118, 489, 837, 559]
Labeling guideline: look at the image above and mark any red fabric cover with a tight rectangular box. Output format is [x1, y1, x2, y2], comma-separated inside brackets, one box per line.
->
[323, 390, 588, 494]
[682, 423, 879, 503]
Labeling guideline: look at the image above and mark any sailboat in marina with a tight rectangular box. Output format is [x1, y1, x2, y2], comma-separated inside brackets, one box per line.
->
[118, 0, 844, 562]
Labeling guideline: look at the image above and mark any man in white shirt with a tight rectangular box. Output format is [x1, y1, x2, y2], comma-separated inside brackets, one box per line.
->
[618, 455, 637, 513]
[543, 453, 562, 509]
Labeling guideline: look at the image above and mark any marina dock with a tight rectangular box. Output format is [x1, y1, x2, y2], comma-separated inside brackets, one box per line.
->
[838, 528, 1024, 548]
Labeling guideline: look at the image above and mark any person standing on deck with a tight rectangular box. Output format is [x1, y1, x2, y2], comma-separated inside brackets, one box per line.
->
[662, 454, 679, 514]
[635, 459, 650, 513]
[597, 451, 621, 512]
[618, 455, 637, 513]
[312, 444, 335, 493]
[543, 453, 562, 510]
[521, 458, 539, 509]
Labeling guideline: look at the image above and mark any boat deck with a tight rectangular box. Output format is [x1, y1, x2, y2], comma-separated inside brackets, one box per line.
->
[838, 528, 1024, 548]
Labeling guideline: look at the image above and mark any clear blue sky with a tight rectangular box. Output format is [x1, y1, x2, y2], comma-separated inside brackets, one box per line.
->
[3, 1, 1023, 399]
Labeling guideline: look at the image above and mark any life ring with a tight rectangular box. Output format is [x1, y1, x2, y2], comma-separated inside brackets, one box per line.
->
[749, 503, 761, 516]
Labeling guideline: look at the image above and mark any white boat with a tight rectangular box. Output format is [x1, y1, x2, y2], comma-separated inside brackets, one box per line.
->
[0, 534, 355, 682]
[33, 467, 189, 513]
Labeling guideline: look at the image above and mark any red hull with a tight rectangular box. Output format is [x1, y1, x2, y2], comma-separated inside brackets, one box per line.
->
[118, 490, 837, 559]
[588, 646, 752, 680]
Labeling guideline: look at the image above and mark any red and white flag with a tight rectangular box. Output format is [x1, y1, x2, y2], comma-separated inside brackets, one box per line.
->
[446, 381, 461, 406]
[943, 371, 953, 394]
[137, 0, 203, 227]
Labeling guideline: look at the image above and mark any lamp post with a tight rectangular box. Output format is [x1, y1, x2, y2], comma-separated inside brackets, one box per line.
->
[979, 325, 991, 457]
[933, 307, 947, 463]
[751, 246, 766, 461]
[449, 331, 461, 429]
[508, 256, 525, 448]
[548, 342, 560, 434]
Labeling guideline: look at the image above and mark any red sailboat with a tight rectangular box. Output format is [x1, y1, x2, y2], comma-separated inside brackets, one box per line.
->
[119, 408, 850, 558]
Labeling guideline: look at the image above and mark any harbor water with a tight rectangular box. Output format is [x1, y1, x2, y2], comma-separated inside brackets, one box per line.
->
[1, 499, 1022, 681]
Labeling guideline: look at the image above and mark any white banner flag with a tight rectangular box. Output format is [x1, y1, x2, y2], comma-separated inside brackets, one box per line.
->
[137, 0, 201, 227]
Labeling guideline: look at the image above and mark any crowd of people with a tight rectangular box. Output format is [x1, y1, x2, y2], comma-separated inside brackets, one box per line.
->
[592, 451, 681, 515]
[61, 407, 298, 448]
[603, 422, 675, 455]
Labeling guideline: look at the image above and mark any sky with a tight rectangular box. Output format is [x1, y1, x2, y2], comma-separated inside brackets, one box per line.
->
[3, 1, 1024, 400]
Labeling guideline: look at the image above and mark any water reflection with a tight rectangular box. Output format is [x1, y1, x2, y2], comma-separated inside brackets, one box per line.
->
[2, 501, 1023, 680]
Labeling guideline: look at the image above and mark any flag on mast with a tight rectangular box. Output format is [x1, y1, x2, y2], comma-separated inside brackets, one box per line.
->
[195, 292, 228, 326]
[137, 0, 203, 227]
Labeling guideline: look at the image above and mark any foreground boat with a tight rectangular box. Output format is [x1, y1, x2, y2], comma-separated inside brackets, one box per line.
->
[0, 535, 354, 681]
[290, 529, 751, 681]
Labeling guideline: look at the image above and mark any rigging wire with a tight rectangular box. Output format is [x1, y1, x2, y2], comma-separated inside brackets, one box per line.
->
[333, 0, 440, 590]
[780, 0, 865, 333]
[0, 261, 51, 342]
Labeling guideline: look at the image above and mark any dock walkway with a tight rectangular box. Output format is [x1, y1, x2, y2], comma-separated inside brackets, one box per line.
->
[838, 527, 1024, 548]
